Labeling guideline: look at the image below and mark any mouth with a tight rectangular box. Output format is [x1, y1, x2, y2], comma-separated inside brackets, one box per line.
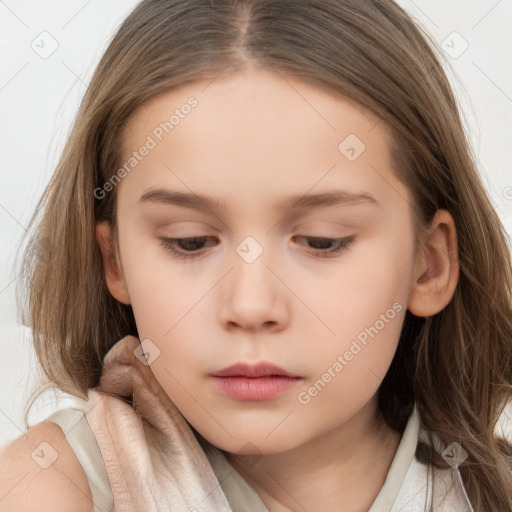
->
[210, 361, 303, 378]
[210, 375, 303, 401]
[209, 361, 304, 401]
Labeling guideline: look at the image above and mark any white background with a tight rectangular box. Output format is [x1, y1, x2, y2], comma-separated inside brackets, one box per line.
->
[1, 0, 511, 446]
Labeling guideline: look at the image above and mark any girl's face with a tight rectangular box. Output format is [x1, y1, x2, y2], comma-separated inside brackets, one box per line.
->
[105, 66, 421, 454]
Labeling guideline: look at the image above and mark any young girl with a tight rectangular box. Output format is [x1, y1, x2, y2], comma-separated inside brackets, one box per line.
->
[1, 0, 511, 511]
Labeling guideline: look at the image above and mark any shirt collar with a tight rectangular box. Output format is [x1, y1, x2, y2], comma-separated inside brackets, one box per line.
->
[368, 402, 420, 510]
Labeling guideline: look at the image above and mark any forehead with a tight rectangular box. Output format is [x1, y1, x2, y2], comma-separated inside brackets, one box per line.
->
[117, 67, 410, 215]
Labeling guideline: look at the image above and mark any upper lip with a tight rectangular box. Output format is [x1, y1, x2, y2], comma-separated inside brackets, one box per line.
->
[211, 362, 303, 378]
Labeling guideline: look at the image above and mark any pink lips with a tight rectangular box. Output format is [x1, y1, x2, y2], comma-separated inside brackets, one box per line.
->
[211, 361, 302, 378]
[210, 362, 304, 401]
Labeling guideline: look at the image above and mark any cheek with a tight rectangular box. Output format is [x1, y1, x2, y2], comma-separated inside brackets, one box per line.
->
[117, 231, 211, 387]
[122, 259, 209, 407]
[305, 230, 413, 392]
[119, 227, 197, 327]
[316, 229, 412, 342]
[126, 269, 208, 370]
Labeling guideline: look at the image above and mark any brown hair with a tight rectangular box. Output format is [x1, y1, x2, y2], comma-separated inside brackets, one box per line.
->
[15, 0, 512, 509]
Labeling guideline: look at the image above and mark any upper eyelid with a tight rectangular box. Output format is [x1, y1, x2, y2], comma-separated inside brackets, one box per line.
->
[149, 212, 366, 234]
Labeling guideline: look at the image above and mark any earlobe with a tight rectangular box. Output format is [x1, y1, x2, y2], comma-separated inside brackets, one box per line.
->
[407, 210, 459, 318]
[95, 221, 131, 305]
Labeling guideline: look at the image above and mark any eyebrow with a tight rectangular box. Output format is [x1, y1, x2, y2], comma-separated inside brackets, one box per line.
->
[138, 188, 379, 214]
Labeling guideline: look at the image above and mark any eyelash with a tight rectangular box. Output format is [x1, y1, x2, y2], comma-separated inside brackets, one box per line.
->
[157, 235, 355, 260]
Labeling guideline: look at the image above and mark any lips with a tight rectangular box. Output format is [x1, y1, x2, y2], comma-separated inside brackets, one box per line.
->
[210, 361, 303, 378]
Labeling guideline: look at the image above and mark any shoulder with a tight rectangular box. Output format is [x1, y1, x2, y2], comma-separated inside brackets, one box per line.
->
[0, 420, 94, 512]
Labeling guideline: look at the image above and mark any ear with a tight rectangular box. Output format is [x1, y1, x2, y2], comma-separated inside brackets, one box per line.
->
[407, 209, 459, 317]
[96, 221, 131, 305]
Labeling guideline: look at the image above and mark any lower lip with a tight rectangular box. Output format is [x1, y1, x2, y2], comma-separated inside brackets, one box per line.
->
[210, 376, 303, 400]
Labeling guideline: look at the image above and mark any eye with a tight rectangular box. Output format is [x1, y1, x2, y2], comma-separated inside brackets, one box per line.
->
[157, 235, 355, 260]
[157, 236, 217, 260]
[292, 235, 355, 258]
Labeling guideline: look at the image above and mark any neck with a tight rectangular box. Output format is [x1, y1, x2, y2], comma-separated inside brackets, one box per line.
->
[225, 397, 403, 512]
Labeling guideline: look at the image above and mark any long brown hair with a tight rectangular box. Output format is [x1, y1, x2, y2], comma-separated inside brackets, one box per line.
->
[15, 0, 512, 509]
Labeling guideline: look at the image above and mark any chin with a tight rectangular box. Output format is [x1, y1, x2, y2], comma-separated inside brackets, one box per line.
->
[197, 429, 302, 457]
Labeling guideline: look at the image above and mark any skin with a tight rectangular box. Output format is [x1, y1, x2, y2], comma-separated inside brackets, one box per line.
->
[96, 64, 459, 512]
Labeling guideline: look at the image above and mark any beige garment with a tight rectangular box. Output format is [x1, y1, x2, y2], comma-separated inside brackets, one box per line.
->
[42, 336, 487, 511]
[44, 398, 418, 512]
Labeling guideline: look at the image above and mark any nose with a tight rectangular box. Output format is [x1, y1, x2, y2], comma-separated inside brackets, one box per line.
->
[217, 252, 289, 333]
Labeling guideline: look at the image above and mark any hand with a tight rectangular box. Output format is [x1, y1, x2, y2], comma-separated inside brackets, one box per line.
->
[86, 335, 232, 512]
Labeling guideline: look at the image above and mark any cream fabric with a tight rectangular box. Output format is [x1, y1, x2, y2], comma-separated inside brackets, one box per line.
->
[45, 399, 476, 512]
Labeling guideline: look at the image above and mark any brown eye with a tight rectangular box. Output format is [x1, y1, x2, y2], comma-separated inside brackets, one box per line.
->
[157, 236, 217, 260]
[293, 236, 355, 257]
